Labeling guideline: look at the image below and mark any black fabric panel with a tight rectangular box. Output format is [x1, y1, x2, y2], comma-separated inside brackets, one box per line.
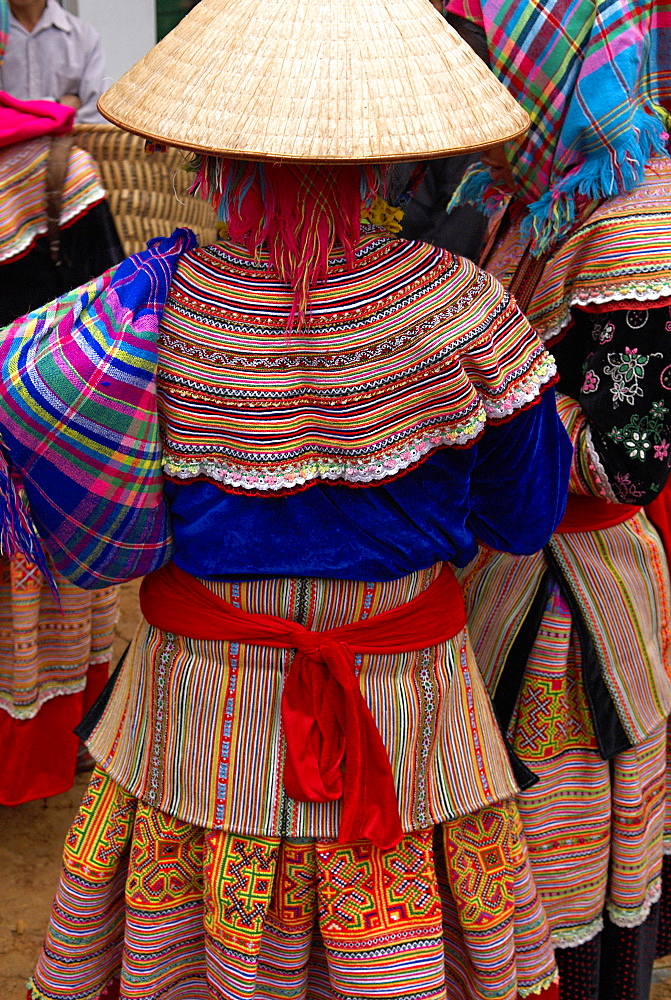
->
[557, 938, 601, 1000]
[0, 200, 124, 326]
[556, 907, 662, 1000]
[543, 545, 631, 759]
[552, 307, 671, 505]
[600, 904, 661, 1000]
[656, 854, 671, 959]
[399, 160, 487, 262]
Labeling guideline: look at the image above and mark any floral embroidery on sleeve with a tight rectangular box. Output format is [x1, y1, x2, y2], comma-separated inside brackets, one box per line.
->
[602, 347, 663, 407]
[553, 305, 671, 504]
[608, 402, 669, 461]
[582, 370, 599, 393]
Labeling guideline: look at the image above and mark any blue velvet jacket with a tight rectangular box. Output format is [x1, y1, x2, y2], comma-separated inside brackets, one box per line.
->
[166, 389, 571, 582]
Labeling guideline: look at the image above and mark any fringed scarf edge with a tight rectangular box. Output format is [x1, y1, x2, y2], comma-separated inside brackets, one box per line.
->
[450, 109, 669, 256]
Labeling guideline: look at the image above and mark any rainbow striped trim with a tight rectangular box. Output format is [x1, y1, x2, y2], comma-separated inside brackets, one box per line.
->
[158, 229, 556, 493]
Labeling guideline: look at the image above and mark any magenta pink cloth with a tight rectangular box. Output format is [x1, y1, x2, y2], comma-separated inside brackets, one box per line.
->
[444, 0, 484, 25]
[0, 91, 74, 148]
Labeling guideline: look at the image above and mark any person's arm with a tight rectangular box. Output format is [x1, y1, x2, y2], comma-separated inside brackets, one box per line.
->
[71, 26, 105, 123]
[560, 306, 671, 504]
[59, 94, 82, 113]
[450, 264, 571, 552]
[467, 388, 572, 553]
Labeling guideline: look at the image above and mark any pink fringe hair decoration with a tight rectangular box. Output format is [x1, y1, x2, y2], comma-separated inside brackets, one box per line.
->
[187, 157, 388, 327]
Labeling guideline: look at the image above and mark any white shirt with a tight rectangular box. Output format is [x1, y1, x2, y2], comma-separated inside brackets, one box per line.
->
[0, 0, 106, 123]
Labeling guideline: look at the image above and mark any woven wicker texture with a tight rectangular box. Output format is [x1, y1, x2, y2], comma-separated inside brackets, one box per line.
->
[98, 0, 530, 162]
[73, 124, 218, 256]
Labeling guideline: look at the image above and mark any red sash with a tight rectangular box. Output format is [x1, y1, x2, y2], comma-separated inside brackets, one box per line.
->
[140, 561, 467, 850]
[554, 493, 642, 534]
[646, 482, 671, 564]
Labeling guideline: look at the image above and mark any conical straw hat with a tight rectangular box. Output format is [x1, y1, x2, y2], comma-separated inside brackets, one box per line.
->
[99, 0, 529, 163]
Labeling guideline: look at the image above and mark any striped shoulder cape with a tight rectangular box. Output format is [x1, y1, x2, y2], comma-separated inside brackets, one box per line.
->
[159, 231, 556, 494]
[484, 159, 671, 343]
[0, 136, 104, 265]
[0, 228, 555, 587]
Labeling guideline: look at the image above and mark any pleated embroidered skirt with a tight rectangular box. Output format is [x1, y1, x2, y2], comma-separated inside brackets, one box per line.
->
[28, 565, 558, 999]
[28, 768, 559, 1000]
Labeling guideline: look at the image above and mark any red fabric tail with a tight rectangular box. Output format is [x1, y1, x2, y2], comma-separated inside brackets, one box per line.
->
[281, 636, 403, 846]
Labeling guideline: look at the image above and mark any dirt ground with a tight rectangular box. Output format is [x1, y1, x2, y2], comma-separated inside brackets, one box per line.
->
[2, 579, 671, 1000]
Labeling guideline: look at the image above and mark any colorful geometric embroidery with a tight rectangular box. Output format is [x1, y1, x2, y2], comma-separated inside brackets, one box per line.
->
[316, 832, 441, 934]
[205, 831, 279, 949]
[438, 803, 557, 999]
[443, 805, 516, 932]
[126, 805, 204, 910]
[28, 769, 558, 1000]
[511, 597, 595, 763]
[315, 833, 446, 1000]
[29, 771, 133, 1000]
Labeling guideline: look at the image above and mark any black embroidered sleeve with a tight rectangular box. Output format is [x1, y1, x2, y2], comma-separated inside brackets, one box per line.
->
[552, 305, 671, 504]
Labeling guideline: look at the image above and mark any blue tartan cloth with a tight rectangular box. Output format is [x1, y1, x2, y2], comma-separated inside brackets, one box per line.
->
[0, 228, 196, 589]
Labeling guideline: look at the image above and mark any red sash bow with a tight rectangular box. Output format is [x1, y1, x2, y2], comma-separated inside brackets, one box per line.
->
[140, 562, 467, 850]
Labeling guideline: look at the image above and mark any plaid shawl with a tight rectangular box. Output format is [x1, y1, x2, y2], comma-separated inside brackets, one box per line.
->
[448, 0, 671, 253]
[0, 229, 196, 590]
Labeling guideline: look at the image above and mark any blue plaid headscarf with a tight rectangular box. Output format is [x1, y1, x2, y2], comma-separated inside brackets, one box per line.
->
[449, 0, 671, 253]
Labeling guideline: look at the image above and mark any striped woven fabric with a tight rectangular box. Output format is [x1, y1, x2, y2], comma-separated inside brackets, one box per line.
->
[609, 725, 666, 928]
[550, 518, 671, 741]
[457, 510, 671, 748]
[87, 566, 518, 837]
[504, 585, 666, 946]
[0, 554, 118, 719]
[485, 160, 671, 343]
[0, 136, 104, 264]
[0, 229, 196, 589]
[448, 0, 671, 253]
[27, 767, 558, 1000]
[158, 229, 555, 493]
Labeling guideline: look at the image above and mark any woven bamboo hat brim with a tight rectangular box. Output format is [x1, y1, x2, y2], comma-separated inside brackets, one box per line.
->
[98, 0, 529, 163]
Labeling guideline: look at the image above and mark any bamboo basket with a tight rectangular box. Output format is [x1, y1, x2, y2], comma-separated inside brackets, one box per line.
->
[73, 123, 218, 257]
